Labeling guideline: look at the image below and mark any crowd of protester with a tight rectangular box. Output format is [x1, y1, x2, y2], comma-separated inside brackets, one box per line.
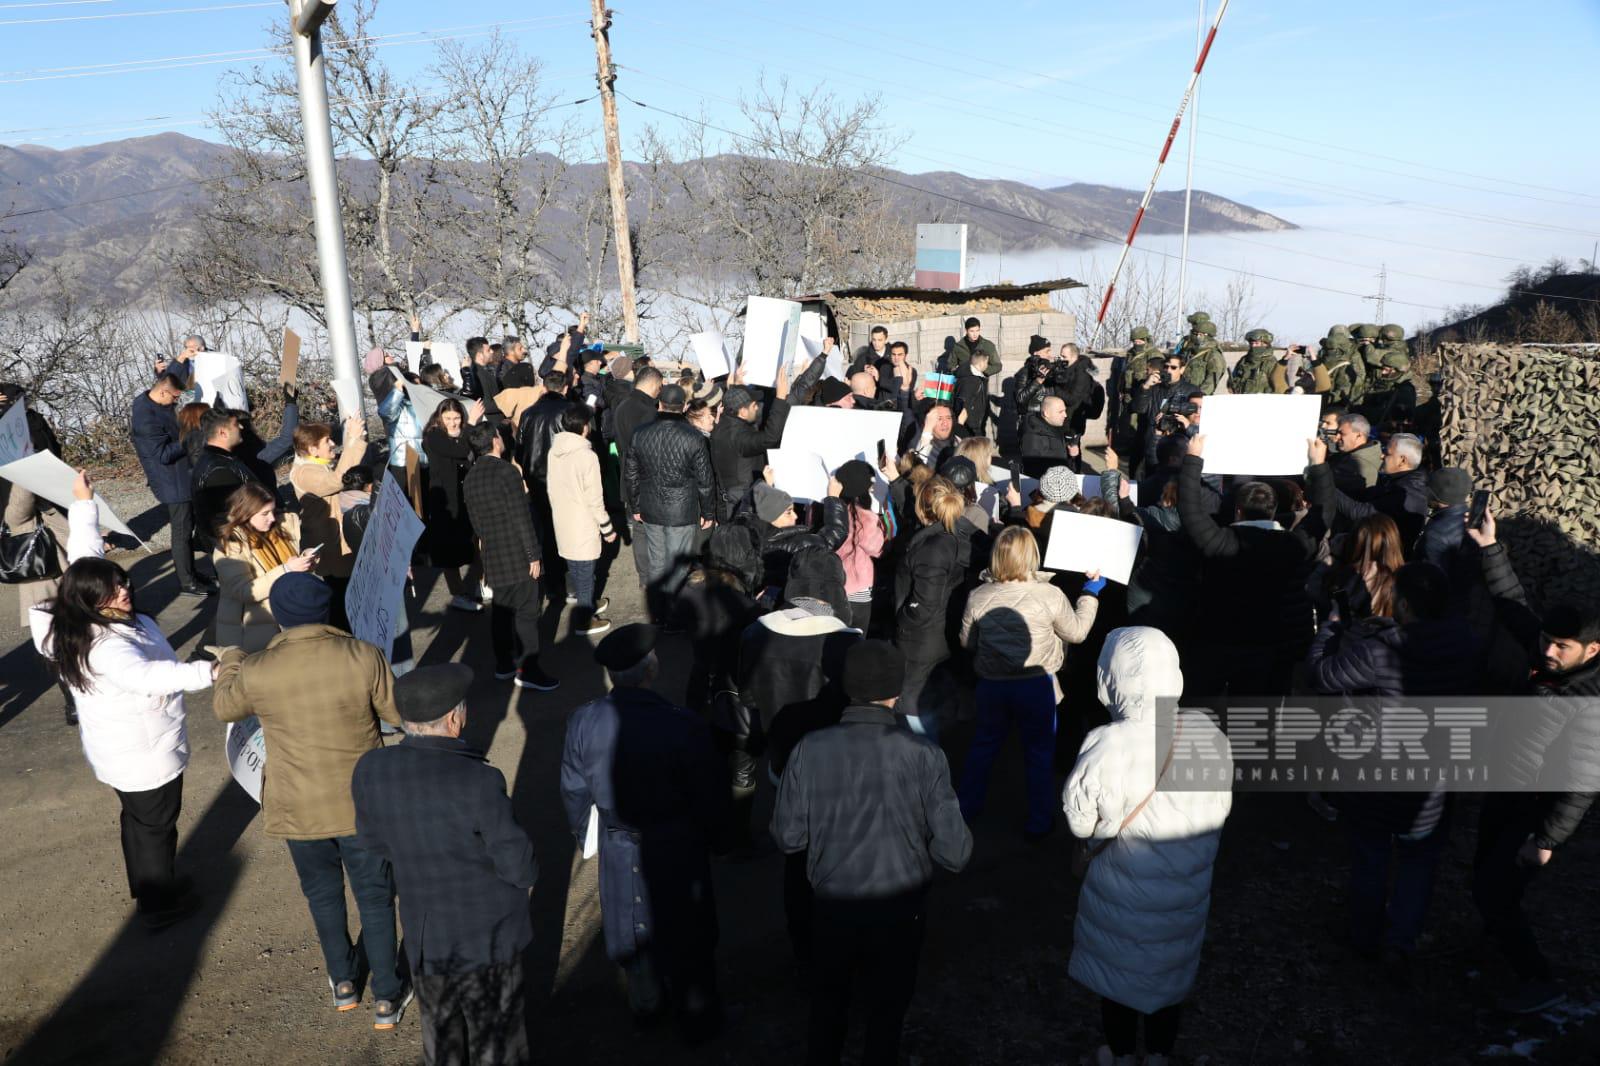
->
[3, 309, 1597, 1066]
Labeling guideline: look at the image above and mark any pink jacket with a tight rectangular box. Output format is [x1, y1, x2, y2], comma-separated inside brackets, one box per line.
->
[836, 504, 886, 596]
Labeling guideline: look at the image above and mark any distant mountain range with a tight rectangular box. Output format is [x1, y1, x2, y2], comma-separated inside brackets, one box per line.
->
[0, 132, 1295, 302]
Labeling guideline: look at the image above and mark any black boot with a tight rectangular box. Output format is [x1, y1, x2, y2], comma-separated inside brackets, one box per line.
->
[59, 681, 78, 727]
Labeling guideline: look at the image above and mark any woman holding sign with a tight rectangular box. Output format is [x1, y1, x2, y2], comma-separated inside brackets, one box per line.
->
[213, 482, 318, 651]
[957, 526, 1104, 839]
[34, 470, 216, 929]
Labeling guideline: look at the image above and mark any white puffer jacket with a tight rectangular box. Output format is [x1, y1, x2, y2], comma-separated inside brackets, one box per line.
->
[31, 501, 214, 793]
[1063, 626, 1233, 1014]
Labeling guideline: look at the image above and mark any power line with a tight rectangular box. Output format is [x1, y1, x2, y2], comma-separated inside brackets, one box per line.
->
[723, 2, 1600, 206]
[0, 1, 275, 27]
[629, 17, 1600, 241]
[0, 1, 115, 9]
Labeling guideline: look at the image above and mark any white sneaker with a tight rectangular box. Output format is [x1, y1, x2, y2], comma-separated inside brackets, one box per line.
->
[448, 595, 484, 613]
[478, 585, 493, 603]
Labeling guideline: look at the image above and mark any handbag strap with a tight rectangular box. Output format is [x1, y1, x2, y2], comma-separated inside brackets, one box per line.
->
[1086, 713, 1184, 860]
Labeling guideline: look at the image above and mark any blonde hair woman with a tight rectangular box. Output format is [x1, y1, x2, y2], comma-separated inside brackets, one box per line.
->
[957, 526, 1103, 838]
[213, 481, 317, 651]
[892, 476, 968, 735]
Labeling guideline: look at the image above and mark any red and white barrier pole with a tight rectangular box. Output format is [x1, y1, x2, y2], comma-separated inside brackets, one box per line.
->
[1094, 0, 1232, 339]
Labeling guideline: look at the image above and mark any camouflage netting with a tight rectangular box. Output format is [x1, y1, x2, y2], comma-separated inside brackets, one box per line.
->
[1437, 343, 1600, 612]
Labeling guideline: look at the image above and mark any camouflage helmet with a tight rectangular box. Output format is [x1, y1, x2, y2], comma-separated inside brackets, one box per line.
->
[1329, 324, 1352, 339]
[1198, 320, 1218, 337]
[1380, 348, 1411, 372]
[1244, 328, 1273, 345]
[1354, 323, 1380, 341]
[1130, 326, 1152, 342]
[1186, 311, 1211, 327]
[1379, 323, 1404, 343]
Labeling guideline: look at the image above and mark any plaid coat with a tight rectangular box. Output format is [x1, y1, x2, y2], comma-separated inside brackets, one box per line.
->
[353, 735, 538, 976]
[463, 454, 542, 590]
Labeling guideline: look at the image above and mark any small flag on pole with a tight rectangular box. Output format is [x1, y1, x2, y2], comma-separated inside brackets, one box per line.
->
[924, 372, 956, 401]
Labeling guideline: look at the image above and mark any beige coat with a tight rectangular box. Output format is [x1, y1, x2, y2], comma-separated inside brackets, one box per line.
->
[212, 512, 302, 652]
[546, 431, 614, 561]
[213, 624, 400, 840]
[960, 572, 1099, 697]
[290, 446, 361, 578]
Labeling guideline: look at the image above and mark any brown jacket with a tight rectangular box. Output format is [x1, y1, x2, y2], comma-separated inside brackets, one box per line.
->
[290, 448, 362, 578]
[213, 512, 303, 652]
[493, 385, 543, 431]
[214, 625, 400, 839]
[959, 572, 1099, 697]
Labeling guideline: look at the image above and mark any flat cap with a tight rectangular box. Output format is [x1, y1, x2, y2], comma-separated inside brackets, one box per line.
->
[1427, 467, 1472, 507]
[723, 385, 756, 411]
[595, 623, 658, 673]
[394, 663, 473, 723]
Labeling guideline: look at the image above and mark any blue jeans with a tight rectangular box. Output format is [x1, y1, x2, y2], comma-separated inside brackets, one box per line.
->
[1345, 818, 1447, 954]
[640, 522, 697, 623]
[567, 558, 596, 609]
[286, 836, 402, 1000]
[958, 676, 1058, 836]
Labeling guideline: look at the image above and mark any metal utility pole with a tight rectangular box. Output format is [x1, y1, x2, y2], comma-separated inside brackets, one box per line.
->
[590, 0, 640, 344]
[1374, 263, 1388, 323]
[288, 0, 362, 418]
[1176, 0, 1204, 325]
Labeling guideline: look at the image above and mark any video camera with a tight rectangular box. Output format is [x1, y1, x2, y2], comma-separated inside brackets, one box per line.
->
[1154, 398, 1199, 437]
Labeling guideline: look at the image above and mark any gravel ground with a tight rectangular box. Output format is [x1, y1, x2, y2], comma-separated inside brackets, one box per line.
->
[1, 475, 1597, 1066]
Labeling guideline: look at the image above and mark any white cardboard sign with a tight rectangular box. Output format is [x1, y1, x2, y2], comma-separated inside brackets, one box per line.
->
[401, 380, 452, 430]
[740, 296, 803, 387]
[192, 351, 248, 410]
[224, 715, 267, 804]
[688, 332, 733, 379]
[0, 450, 132, 535]
[344, 470, 425, 661]
[0, 397, 35, 467]
[780, 407, 903, 472]
[1043, 510, 1143, 585]
[767, 448, 833, 502]
[405, 341, 463, 389]
[1195, 394, 1322, 476]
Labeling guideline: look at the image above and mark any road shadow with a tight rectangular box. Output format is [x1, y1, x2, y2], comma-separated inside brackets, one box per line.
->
[8, 783, 258, 1065]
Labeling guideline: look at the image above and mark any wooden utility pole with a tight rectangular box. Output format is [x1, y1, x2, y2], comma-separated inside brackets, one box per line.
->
[589, 0, 640, 343]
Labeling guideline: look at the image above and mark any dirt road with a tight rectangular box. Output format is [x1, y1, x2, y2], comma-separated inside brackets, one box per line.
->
[2, 482, 1597, 1065]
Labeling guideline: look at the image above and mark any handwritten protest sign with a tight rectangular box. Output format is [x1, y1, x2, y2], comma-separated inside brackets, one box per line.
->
[740, 295, 802, 387]
[0, 396, 35, 467]
[0, 450, 132, 536]
[688, 332, 733, 379]
[344, 470, 424, 661]
[278, 329, 301, 385]
[193, 351, 248, 410]
[1043, 510, 1143, 585]
[1195, 394, 1321, 476]
[224, 716, 267, 803]
[405, 341, 463, 389]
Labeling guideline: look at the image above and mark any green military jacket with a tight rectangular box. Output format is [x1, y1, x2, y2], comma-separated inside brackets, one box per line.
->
[1182, 343, 1228, 394]
[1229, 349, 1277, 395]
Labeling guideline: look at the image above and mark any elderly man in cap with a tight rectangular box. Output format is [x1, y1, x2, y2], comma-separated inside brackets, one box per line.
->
[560, 624, 730, 1042]
[772, 639, 972, 1066]
[213, 572, 410, 1029]
[351, 664, 538, 1065]
[626, 383, 717, 623]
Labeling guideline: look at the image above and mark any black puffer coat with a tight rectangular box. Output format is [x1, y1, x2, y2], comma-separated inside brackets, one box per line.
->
[894, 521, 963, 664]
[625, 414, 716, 527]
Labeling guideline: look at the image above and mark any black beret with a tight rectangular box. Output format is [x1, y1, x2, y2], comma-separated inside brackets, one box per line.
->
[844, 639, 905, 704]
[595, 623, 659, 672]
[393, 663, 474, 723]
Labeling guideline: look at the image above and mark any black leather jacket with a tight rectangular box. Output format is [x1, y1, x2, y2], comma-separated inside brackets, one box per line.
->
[625, 414, 716, 526]
[516, 392, 572, 483]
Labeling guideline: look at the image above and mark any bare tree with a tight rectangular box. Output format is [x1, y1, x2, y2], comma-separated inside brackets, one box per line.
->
[1064, 257, 1183, 350]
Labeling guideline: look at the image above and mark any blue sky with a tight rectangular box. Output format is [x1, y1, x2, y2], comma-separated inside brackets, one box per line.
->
[4, 1, 1600, 329]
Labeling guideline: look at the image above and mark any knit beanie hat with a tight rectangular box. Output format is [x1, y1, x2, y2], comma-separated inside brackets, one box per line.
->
[1040, 465, 1076, 503]
[363, 347, 388, 374]
[835, 459, 876, 500]
[752, 482, 794, 523]
[270, 572, 333, 628]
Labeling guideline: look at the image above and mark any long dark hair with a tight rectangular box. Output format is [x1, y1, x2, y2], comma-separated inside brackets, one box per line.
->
[424, 397, 468, 435]
[49, 558, 138, 691]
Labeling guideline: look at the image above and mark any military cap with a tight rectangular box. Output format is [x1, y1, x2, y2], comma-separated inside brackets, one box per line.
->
[1245, 328, 1273, 345]
[1329, 324, 1351, 337]
[595, 623, 659, 672]
[394, 663, 474, 723]
[1379, 324, 1405, 342]
[1130, 326, 1152, 342]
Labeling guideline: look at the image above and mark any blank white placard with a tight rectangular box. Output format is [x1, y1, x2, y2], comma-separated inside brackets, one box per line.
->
[1043, 510, 1144, 585]
[1195, 394, 1322, 476]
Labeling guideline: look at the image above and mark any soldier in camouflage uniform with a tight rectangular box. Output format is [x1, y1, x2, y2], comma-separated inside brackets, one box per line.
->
[1353, 323, 1385, 376]
[1358, 347, 1417, 430]
[1178, 311, 1211, 359]
[1317, 333, 1366, 407]
[1119, 326, 1161, 432]
[1182, 320, 1228, 394]
[1229, 329, 1277, 394]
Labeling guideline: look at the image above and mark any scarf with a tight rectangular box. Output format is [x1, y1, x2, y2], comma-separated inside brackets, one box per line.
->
[251, 526, 296, 572]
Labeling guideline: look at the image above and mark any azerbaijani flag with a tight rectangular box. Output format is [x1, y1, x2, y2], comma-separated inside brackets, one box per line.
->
[924, 372, 956, 401]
